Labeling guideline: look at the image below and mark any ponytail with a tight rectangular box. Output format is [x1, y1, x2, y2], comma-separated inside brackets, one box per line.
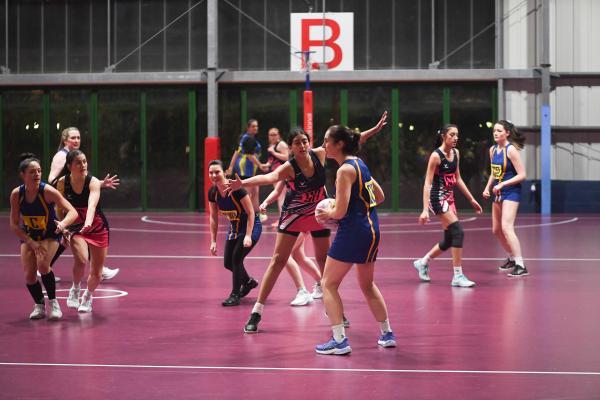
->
[327, 124, 361, 155]
[497, 120, 525, 150]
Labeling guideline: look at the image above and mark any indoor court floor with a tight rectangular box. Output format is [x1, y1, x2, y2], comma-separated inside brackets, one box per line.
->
[1, 212, 599, 399]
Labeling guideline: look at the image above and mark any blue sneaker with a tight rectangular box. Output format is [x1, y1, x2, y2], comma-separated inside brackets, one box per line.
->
[378, 331, 397, 348]
[315, 337, 352, 355]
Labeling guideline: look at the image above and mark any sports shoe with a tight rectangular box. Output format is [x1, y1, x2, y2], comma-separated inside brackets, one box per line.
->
[311, 282, 323, 299]
[378, 331, 397, 348]
[290, 288, 313, 306]
[29, 303, 46, 320]
[244, 312, 261, 333]
[413, 259, 431, 282]
[37, 270, 61, 283]
[451, 274, 476, 288]
[315, 337, 352, 355]
[101, 266, 120, 280]
[66, 287, 80, 309]
[499, 258, 516, 271]
[222, 293, 241, 306]
[508, 264, 529, 277]
[48, 299, 63, 320]
[78, 294, 93, 313]
[240, 278, 258, 298]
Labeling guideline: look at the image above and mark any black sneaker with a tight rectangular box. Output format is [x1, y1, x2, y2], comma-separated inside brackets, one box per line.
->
[240, 278, 259, 298]
[498, 258, 516, 271]
[343, 315, 350, 328]
[244, 312, 261, 333]
[508, 264, 529, 277]
[222, 293, 241, 307]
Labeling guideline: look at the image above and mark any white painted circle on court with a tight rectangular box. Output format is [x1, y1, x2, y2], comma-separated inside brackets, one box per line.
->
[44, 288, 128, 300]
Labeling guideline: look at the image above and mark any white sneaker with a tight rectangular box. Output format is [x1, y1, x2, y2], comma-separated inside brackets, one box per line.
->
[36, 271, 61, 283]
[290, 288, 313, 306]
[48, 299, 63, 320]
[29, 303, 46, 319]
[413, 259, 431, 282]
[101, 266, 120, 281]
[78, 294, 93, 313]
[311, 282, 323, 299]
[451, 274, 476, 288]
[67, 287, 80, 309]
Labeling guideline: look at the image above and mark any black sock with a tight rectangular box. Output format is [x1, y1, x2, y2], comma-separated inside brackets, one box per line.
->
[40, 271, 56, 300]
[26, 281, 45, 304]
[50, 244, 66, 267]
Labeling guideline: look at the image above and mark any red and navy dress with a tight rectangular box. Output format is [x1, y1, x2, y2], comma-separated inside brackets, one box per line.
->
[268, 141, 285, 172]
[278, 150, 329, 236]
[63, 175, 110, 248]
[429, 148, 458, 215]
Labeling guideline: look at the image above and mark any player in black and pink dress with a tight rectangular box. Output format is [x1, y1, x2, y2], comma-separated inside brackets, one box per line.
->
[226, 112, 387, 334]
[413, 124, 482, 287]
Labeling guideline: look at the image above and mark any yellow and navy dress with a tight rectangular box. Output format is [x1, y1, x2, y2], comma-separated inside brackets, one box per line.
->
[328, 158, 380, 264]
[233, 133, 262, 178]
[19, 182, 61, 242]
[490, 144, 521, 202]
[208, 186, 262, 242]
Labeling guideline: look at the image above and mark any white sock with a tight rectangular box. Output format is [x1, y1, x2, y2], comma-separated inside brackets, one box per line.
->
[252, 302, 264, 315]
[379, 319, 392, 334]
[82, 289, 92, 299]
[421, 255, 431, 264]
[508, 255, 514, 261]
[332, 324, 345, 343]
[72, 282, 81, 290]
[453, 266, 463, 276]
[514, 257, 524, 267]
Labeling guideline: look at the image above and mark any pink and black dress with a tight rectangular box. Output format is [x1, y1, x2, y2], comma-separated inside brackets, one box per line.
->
[64, 175, 109, 248]
[429, 148, 458, 215]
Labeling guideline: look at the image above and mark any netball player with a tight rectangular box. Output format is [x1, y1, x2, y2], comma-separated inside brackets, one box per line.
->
[315, 125, 395, 355]
[208, 160, 261, 306]
[9, 153, 78, 320]
[265, 127, 289, 226]
[54, 150, 111, 313]
[483, 120, 528, 277]
[412, 125, 482, 287]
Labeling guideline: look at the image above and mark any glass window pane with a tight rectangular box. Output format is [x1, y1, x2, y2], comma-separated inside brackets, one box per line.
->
[2, 91, 44, 208]
[368, 0, 393, 69]
[444, 0, 471, 68]
[395, 0, 420, 69]
[146, 88, 190, 208]
[341, 0, 367, 69]
[91, 0, 108, 72]
[68, 1, 91, 72]
[240, 0, 265, 70]
[44, 2, 66, 73]
[141, 0, 164, 72]
[0, 2, 5, 68]
[190, 0, 207, 70]
[97, 89, 141, 208]
[347, 85, 393, 208]
[19, 2, 42, 73]
[165, 0, 189, 71]
[114, 1, 139, 72]
[449, 84, 494, 210]
[473, 0, 495, 68]
[265, 0, 289, 71]
[397, 85, 443, 209]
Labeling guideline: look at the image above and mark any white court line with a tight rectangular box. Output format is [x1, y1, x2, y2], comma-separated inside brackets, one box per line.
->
[0, 361, 599, 376]
[139, 215, 478, 228]
[111, 217, 578, 235]
[1, 254, 598, 262]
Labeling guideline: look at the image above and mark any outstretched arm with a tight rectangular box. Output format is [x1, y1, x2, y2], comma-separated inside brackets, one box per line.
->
[359, 111, 388, 144]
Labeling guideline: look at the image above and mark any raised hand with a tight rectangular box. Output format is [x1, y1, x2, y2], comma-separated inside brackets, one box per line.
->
[224, 174, 243, 196]
[101, 174, 120, 189]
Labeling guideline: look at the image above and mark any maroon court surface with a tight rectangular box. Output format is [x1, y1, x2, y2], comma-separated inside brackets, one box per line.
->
[1, 212, 599, 399]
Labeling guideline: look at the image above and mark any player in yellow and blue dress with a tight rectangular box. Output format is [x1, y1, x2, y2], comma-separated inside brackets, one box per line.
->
[315, 125, 395, 355]
[9, 153, 78, 320]
[483, 120, 528, 277]
[208, 160, 262, 306]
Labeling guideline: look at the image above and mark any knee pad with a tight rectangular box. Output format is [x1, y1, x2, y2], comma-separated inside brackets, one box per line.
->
[447, 221, 464, 248]
[438, 229, 452, 251]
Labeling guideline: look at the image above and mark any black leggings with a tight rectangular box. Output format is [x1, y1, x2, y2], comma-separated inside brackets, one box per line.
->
[223, 236, 257, 295]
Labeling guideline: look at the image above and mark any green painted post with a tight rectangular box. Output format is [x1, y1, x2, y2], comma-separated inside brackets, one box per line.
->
[391, 88, 399, 211]
[140, 92, 148, 210]
[90, 92, 99, 176]
[241, 90, 247, 129]
[289, 90, 297, 130]
[340, 89, 348, 125]
[42, 92, 51, 175]
[188, 89, 198, 210]
[443, 87, 451, 124]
